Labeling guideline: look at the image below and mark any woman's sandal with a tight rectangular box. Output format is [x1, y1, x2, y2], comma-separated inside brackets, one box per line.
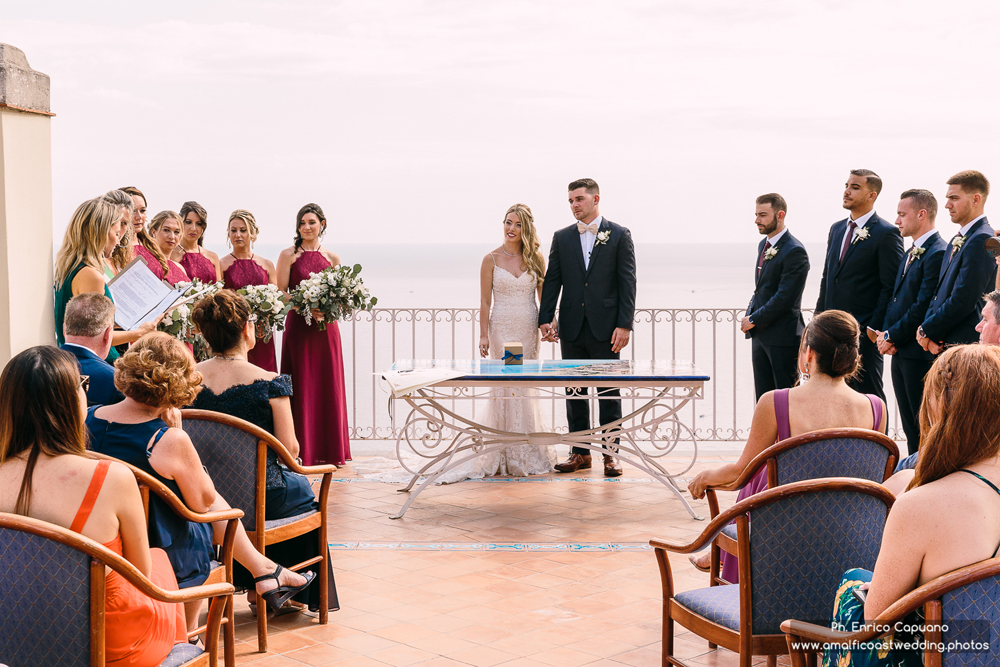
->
[689, 553, 711, 573]
[253, 565, 317, 612]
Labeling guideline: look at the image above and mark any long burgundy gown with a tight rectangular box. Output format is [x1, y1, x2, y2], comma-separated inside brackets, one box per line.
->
[223, 257, 278, 373]
[280, 251, 351, 466]
[179, 251, 217, 284]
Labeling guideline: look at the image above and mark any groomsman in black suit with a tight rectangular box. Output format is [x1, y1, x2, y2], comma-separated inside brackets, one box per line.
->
[539, 178, 638, 476]
[742, 193, 809, 400]
[871, 190, 947, 455]
[816, 169, 904, 402]
[917, 170, 997, 353]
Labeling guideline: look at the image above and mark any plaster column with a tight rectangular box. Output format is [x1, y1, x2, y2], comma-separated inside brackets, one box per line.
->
[0, 44, 54, 366]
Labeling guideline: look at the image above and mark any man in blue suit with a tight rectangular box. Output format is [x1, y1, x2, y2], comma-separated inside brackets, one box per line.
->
[918, 170, 997, 354]
[871, 190, 947, 455]
[816, 169, 904, 402]
[60, 293, 125, 406]
[742, 193, 809, 400]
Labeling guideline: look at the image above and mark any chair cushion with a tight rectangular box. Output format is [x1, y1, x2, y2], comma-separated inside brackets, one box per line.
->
[265, 510, 316, 530]
[159, 641, 203, 666]
[673, 584, 740, 631]
[720, 524, 737, 541]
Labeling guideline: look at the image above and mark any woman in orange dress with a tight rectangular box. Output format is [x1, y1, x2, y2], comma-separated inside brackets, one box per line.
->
[0, 345, 188, 666]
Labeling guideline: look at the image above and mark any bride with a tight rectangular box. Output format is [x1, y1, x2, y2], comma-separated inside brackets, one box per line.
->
[473, 203, 556, 476]
[359, 204, 555, 484]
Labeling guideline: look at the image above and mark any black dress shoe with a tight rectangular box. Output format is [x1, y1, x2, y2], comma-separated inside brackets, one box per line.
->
[554, 453, 592, 473]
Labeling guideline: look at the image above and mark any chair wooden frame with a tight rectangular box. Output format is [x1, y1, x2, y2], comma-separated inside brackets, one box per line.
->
[651, 478, 896, 667]
[180, 409, 336, 654]
[87, 451, 243, 667]
[705, 428, 898, 587]
[782, 558, 1000, 667]
[0, 512, 235, 667]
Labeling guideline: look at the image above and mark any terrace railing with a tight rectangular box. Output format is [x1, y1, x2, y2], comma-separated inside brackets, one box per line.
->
[339, 308, 903, 442]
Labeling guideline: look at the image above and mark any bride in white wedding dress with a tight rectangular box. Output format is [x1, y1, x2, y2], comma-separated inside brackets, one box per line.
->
[359, 204, 555, 484]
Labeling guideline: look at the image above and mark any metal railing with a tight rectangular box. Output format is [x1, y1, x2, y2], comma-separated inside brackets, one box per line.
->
[339, 308, 903, 442]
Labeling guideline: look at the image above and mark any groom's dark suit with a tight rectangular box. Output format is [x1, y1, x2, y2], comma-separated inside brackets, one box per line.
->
[539, 217, 637, 454]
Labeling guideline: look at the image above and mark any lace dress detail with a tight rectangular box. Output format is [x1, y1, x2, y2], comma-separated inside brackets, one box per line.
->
[359, 265, 554, 483]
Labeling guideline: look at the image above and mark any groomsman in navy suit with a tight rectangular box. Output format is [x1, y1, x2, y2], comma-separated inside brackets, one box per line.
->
[742, 193, 809, 400]
[816, 169, 904, 402]
[871, 190, 947, 455]
[918, 170, 997, 353]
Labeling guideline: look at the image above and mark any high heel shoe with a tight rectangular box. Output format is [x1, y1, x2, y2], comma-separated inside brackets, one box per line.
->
[253, 565, 316, 612]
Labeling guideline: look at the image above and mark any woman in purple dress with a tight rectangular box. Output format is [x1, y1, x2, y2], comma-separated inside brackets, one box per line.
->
[686, 311, 886, 581]
[148, 211, 191, 286]
[221, 210, 279, 372]
[276, 203, 350, 466]
[172, 201, 222, 284]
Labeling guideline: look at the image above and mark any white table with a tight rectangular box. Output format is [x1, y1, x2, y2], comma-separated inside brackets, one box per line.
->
[383, 359, 710, 519]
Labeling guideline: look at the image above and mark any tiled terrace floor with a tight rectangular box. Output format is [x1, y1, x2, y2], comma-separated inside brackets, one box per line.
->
[225, 454, 783, 666]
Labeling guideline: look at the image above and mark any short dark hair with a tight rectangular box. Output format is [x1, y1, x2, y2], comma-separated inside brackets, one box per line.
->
[947, 170, 990, 197]
[755, 193, 787, 215]
[568, 178, 599, 195]
[986, 290, 1000, 325]
[900, 189, 938, 220]
[850, 169, 882, 195]
[64, 293, 115, 338]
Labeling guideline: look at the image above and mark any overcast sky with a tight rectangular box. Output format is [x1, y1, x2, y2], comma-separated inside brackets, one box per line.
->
[5, 1, 1000, 249]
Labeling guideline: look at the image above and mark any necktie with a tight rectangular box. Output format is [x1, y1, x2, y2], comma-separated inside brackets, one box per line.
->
[839, 221, 857, 264]
[577, 221, 599, 234]
[904, 250, 913, 273]
[756, 241, 771, 275]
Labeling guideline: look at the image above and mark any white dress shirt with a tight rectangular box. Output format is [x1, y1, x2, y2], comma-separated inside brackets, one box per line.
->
[959, 214, 986, 237]
[580, 215, 603, 270]
[765, 227, 788, 246]
[839, 209, 877, 251]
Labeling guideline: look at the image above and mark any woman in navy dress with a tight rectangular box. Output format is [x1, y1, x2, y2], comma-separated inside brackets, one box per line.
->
[173, 201, 222, 283]
[276, 203, 351, 466]
[220, 210, 279, 372]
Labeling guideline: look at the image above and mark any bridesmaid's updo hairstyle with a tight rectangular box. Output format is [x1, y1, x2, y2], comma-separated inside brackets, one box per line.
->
[293, 203, 326, 253]
[191, 290, 252, 355]
[800, 310, 861, 379]
[228, 209, 260, 244]
[114, 332, 202, 408]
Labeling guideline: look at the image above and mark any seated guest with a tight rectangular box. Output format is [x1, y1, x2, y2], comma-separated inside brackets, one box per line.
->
[687, 310, 887, 578]
[825, 344, 1000, 666]
[87, 332, 314, 628]
[190, 290, 338, 614]
[0, 346, 188, 666]
[61, 293, 125, 406]
[148, 211, 191, 286]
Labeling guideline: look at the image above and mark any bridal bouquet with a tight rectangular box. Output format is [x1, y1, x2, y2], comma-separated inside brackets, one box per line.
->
[158, 279, 224, 359]
[288, 264, 378, 330]
[236, 283, 291, 343]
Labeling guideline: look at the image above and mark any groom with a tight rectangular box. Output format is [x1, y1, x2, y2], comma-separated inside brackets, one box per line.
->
[538, 178, 637, 476]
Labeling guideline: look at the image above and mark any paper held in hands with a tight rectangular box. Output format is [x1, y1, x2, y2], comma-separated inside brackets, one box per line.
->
[866, 327, 879, 344]
[108, 257, 213, 330]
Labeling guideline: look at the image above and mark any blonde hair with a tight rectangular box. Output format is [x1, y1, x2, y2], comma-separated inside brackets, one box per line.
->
[102, 189, 135, 271]
[149, 210, 182, 237]
[54, 198, 121, 286]
[228, 209, 260, 245]
[505, 203, 545, 286]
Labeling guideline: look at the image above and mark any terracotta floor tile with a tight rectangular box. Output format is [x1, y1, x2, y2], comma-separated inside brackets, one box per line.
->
[485, 633, 558, 657]
[405, 633, 479, 655]
[244, 657, 312, 667]
[369, 644, 439, 666]
[282, 642, 360, 665]
[529, 646, 601, 667]
[372, 622, 441, 644]
[445, 645, 519, 667]
[608, 647, 662, 667]
[563, 637, 638, 659]
[449, 623, 514, 645]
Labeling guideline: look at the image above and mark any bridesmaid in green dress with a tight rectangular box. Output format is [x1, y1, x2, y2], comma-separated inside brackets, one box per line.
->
[54, 197, 158, 362]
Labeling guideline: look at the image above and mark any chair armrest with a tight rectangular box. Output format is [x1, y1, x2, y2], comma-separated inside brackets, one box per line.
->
[263, 439, 336, 476]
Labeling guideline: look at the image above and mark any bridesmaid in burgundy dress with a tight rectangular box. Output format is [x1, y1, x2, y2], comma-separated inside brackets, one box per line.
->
[172, 201, 222, 283]
[221, 209, 279, 372]
[276, 203, 350, 466]
[120, 186, 175, 282]
[148, 211, 191, 286]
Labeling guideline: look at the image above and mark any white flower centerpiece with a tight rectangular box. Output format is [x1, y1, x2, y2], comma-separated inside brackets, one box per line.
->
[237, 283, 291, 343]
[288, 264, 378, 331]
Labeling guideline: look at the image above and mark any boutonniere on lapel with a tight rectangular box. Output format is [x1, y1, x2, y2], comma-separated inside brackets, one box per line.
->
[951, 234, 966, 251]
[595, 230, 610, 246]
[909, 246, 926, 260]
[763, 246, 779, 262]
[851, 227, 870, 245]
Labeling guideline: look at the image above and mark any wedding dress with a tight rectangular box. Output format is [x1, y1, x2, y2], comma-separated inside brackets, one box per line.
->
[358, 262, 556, 484]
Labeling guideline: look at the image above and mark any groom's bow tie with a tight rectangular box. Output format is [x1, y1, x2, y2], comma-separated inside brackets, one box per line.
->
[577, 221, 599, 235]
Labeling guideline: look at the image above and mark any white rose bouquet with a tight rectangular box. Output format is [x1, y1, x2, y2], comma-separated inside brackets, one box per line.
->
[157, 279, 224, 359]
[288, 264, 377, 331]
[236, 283, 291, 343]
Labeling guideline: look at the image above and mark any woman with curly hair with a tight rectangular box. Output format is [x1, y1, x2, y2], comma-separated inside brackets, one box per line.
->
[86, 333, 315, 628]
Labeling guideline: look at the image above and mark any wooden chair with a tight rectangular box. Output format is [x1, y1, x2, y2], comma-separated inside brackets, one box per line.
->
[0, 512, 234, 667]
[651, 478, 895, 667]
[180, 409, 335, 653]
[705, 428, 898, 587]
[782, 558, 1000, 666]
[87, 451, 242, 667]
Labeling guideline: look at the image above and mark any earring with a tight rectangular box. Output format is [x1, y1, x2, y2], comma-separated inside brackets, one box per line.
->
[801, 362, 810, 381]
